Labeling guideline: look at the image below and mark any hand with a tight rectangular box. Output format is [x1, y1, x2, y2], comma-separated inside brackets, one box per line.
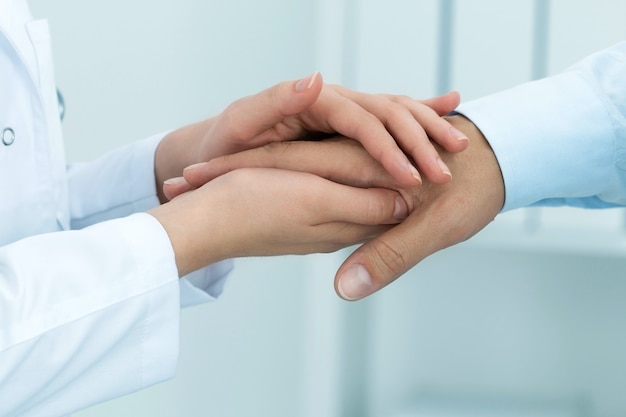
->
[182, 115, 504, 299]
[148, 167, 408, 277]
[156, 73, 469, 202]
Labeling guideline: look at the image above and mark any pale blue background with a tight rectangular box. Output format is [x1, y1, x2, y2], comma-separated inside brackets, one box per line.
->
[27, 1, 626, 416]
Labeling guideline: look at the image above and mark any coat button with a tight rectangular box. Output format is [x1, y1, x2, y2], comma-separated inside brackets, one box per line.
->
[2, 127, 15, 146]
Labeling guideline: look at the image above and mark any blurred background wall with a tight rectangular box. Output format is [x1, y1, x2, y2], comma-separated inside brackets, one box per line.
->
[27, 0, 626, 416]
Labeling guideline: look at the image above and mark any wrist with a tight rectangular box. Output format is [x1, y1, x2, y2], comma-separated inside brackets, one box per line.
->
[444, 114, 505, 213]
[148, 191, 225, 277]
[455, 71, 616, 210]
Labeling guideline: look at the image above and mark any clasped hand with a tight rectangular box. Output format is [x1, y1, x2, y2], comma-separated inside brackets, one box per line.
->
[149, 74, 503, 299]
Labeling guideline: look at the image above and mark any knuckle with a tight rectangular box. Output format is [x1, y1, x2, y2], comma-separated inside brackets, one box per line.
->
[263, 141, 292, 162]
[384, 104, 409, 124]
[392, 94, 413, 104]
[383, 94, 411, 107]
[369, 238, 409, 280]
[367, 193, 392, 223]
[333, 224, 364, 247]
[270, 85, 286, 116]
[356, 108, 383, 127]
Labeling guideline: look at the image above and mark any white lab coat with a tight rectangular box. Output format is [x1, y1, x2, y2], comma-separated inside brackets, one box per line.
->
[0, 1, 231, 416]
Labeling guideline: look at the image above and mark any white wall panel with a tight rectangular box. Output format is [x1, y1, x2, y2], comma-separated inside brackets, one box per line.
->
[368, 246, 626, 417]
[29, 0, 317, 162]
[451, 0, 535, 100]
[346, 0, 441, 97]
[548, 0, 626, 74]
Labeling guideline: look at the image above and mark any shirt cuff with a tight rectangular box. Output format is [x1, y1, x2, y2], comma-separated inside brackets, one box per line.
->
[456, 70, 616, 211]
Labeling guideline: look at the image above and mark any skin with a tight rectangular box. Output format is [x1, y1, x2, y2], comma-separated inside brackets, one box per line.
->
[176, 115, 505, 299]
[149, 168, 408, 277]
[155, 73, 468, 203]
[148, 74, 468, 277]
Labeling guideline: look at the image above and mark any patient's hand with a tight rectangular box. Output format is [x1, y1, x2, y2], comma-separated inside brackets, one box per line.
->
[178, 115, 504, 300]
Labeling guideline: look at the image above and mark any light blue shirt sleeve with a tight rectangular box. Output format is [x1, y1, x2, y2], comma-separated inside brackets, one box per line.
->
[456, 41, 626, 212]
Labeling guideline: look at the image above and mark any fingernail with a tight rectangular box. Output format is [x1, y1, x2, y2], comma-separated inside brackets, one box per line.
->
[450, 126, 469, 142]
[183, 162, 207, 173]
[394, 195, 408, 220]
[408, 163, 422, 184]
[163, 176, 187, 186]
[438, 157, 452, 178]
[295, 71, 319, 92]
[338, 264, 373, 301]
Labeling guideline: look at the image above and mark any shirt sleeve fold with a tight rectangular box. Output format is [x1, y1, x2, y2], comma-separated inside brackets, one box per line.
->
[456, 41, 626, 211]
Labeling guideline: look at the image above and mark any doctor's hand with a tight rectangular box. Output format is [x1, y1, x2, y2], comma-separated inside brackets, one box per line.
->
[148, 168, 408, 277]
[156, 73, 469, 202]
[181, 115, 504, 299]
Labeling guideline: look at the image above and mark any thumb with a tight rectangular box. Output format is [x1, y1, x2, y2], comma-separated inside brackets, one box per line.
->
[334, 212, 442, 301]
[219, 72, 323, 139]
[269, 71, 324, 116]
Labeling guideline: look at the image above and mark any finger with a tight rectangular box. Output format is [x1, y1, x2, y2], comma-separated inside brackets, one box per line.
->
[333, 114, 504, 301]
[318, 184, 409, 225]
[334, 88, 468, 157]
[314, 88, 423, 187]
[333, 210, 445, 301]
[217, 72, 324, 142]
[326, 88, 454, 184]
[163, 176, 196, 201]
[378, 104, 454, 184]
[298, 169, 408, 225]
[183, 139, 396, 189]
[407, 93, 470, 153]
[261, 223, 392, 256]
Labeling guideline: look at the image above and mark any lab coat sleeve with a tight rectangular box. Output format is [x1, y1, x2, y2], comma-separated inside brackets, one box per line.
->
[66, 132, 233, 303]
[66, 132, 165, 228]
[0, 213, 181, 417]
[456, 41, 626, 211]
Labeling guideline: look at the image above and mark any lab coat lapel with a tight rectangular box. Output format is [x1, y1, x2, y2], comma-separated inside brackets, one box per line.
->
[0, 0, 69, 232]
[0, 0, 40, 87]
[26, 18, 70, 231]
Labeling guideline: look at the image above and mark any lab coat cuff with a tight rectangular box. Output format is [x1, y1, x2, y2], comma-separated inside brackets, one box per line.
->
[138, 132, 235, 308]
[456, 70, 616, 211]
[111, 212, 181, 382]
[128, 132, 168, 213]
[180, 260, 234, 308]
